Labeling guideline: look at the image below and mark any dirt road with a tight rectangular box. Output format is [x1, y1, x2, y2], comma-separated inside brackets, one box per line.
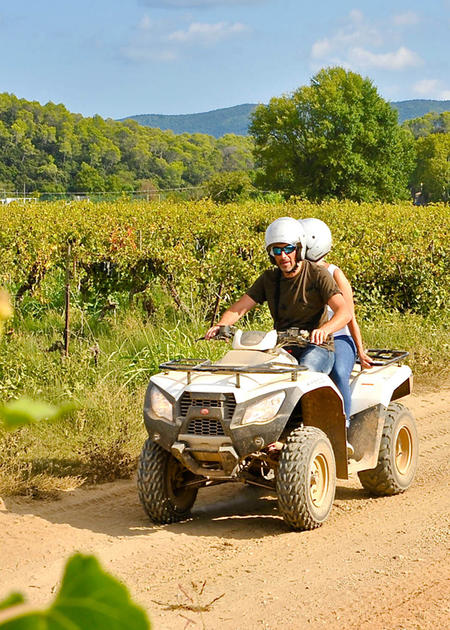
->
[1, 384, 449, 630]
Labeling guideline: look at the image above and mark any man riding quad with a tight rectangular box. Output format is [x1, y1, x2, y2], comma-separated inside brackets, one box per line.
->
[206, 216, 350, 371]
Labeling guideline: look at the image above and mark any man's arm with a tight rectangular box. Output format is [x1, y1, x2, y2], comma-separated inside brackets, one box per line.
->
[310, 293, 350, 345]
[205, 294, 257, 339]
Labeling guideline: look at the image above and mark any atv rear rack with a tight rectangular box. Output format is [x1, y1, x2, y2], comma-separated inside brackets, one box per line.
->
[357, 349, 409, 367]
[159, 358, 307, 387]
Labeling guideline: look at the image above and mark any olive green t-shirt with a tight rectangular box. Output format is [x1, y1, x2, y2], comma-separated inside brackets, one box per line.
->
[246, 261, 341, 350]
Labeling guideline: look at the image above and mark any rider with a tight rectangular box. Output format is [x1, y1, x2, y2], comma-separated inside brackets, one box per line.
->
[301, 217, 373, 426]
[205, 217, 351, 374]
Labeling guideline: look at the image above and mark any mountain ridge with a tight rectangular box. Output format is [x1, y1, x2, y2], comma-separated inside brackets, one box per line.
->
[118, 100, 450, 138]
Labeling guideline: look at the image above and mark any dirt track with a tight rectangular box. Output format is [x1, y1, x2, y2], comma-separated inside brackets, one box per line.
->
[1, 384, 449, 630]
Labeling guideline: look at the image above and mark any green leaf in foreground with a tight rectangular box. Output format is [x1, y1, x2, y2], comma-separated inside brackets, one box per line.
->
[0, 595, 25, 613]
[0, 554, 150, 629]
[0, 398, 75, 431]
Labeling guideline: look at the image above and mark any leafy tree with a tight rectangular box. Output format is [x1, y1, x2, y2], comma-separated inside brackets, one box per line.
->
[412, 133, 450, 202]
[205, 170, 254, 202]
[73, 162, 105, 192]
[250, 67, 415, 201]
[403, 112, 450, 139]
[217, 134, 254, 172]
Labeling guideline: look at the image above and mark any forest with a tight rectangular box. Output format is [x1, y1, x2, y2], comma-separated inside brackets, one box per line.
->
[0, 93, 254, 195]
[0, 68, 448, 202]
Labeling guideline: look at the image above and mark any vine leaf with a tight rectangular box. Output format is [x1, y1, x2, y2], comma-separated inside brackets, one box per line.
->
[0, 398, 75, 431]
[0, 554, 150, 629]
[0, 595, 24, 613]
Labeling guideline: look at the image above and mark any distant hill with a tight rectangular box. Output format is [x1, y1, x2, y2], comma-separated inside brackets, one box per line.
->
[118, 104, 256, 138]
[119, 100, 450, 138]
[393, 99, 450, 122]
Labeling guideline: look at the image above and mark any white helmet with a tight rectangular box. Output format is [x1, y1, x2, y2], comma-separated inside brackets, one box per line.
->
[265, 217, 307, 263]
[300, 218, 332, 262]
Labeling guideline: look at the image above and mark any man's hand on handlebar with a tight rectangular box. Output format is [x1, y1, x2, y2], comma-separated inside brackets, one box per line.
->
[205, 324, 221, 340]
[204, 325, 234, 341]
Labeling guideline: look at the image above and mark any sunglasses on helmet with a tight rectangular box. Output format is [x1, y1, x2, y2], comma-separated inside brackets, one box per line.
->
[270, 244, 296, 256]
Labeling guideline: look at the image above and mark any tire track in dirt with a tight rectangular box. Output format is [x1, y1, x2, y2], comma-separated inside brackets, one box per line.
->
[1, 385, 449, 629]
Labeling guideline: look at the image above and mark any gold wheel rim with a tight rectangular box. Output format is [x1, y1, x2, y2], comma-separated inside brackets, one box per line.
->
[310, 453, 329, 508]
[395, 426, 413, 476]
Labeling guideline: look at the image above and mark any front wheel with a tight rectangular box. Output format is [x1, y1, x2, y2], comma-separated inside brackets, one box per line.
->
[358, 402, 418, 496]
[137, 438, 200, 524]
[276, 427, 336, 530]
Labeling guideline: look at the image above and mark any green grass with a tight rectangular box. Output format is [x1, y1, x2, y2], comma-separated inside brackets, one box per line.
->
[0, 299, 448, 497]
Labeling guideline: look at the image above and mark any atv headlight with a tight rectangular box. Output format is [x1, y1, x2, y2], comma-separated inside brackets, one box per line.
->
[150, 385, 173, 421]
[241, 392, 286, 425]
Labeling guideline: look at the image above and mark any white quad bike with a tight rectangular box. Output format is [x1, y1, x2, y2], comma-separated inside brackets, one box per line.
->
[137, 327, 418, 530]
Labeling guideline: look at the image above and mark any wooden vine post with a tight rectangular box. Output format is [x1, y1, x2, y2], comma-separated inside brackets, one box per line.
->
[210, 282, 223, 328]
[64, 242, 71, 357]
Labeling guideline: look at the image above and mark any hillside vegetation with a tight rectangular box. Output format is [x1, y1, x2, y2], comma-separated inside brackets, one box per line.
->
[0, 93, 253, 194]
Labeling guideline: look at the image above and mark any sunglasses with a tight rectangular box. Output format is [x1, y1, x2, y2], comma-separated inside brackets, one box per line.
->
[270, 244, 296, 256]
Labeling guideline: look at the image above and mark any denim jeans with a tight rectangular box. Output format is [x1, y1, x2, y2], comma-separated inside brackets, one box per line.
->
[329, 335, 356, 426]
[286, 343, 335, 375]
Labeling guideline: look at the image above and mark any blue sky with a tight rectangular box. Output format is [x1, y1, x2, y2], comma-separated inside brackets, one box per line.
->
[1, 0, 449, 119]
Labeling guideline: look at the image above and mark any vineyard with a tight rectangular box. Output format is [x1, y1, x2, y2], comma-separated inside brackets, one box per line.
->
[0, 199, 449, 495]
[0, 199, 448, 316]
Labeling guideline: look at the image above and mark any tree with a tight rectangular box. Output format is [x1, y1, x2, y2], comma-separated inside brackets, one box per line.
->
[412, 133, 450, 202]
[250, 67, 415, 202]
[403, 111, 450, 139]
[205, 171, 254, 202]
[72, 162, 105, 192]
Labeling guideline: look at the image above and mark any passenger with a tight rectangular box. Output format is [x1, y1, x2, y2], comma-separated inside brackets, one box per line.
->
[205, 216, 351, 375]
[301, 218, 373, 433]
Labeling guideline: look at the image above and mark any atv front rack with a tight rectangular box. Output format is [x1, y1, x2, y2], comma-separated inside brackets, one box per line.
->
[357, 349, 409, 367]
[159, 358, 307, 387]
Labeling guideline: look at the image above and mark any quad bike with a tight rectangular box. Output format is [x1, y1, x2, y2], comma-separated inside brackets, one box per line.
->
[137, 327, 418, 530]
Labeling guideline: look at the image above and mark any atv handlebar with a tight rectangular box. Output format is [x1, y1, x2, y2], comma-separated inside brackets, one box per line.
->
[197, 325, 235, 342]
[199, 326, 311, 345]
[276, 328, 310, 347]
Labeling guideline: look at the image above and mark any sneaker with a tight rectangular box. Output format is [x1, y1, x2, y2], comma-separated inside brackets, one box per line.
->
[346, 441, 355, 458]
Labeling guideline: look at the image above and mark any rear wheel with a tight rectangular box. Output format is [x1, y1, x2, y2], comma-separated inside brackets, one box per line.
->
[358, 402, 418, 495]
[276, 427, 336, 530]
[137, 438, 199, 524]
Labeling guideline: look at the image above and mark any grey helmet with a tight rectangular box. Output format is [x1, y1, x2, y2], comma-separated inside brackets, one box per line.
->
[265, 217, 307, 263]
[300, 218, 332, 262]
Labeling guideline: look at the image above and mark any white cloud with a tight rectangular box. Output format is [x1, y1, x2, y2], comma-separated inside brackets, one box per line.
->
[413, 79, 450, 99]
[168, 21, 247, 45]
[349, 46, 422, 70]
[393, 12, 420, 26]
[311, 38, 332, 60]
[310, 10, 423, 72]
[121, 14, 248, 63]
[121, 16, 177, 62]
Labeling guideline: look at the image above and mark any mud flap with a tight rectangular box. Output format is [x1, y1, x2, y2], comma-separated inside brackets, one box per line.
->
[348, 404, 385, 473]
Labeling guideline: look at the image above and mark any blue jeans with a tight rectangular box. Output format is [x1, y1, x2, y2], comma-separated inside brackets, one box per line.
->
[287, 343, 335, 375]
[330, 335, 356, 426]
